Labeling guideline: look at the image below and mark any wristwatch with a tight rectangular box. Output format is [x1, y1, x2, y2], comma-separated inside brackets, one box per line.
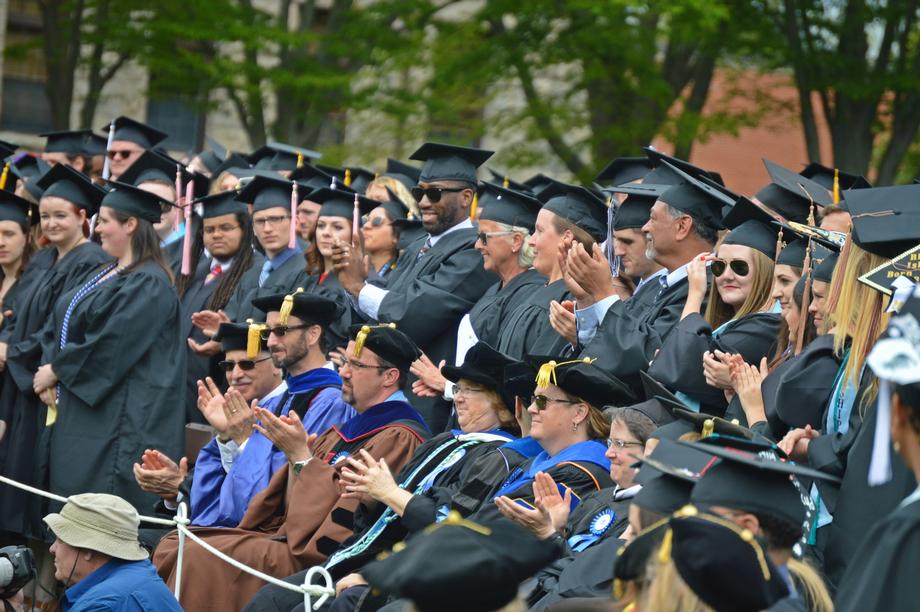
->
[291, 458, 311, 475]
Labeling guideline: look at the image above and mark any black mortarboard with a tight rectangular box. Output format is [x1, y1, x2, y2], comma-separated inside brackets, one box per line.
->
[639, 370, 682, 405]
[316, 164, 375, 194]
[685, 440, 840, 527]
[289, 164, 337, 193]
[0, 140, 18, 159]
[847, 184, 920, 259]
[10, 154, 51, 181]
[487, 168, 533, 194]
[0, 189, 38, 227]
[377, 187, 410, 222]
[442, 342, 517, 410]
[538, 183, 609, 242]
[755, 159, 832, 223]
[693, 431, 784, 456]
[384, 158, 421, 192]
[477, 181, 541, 233]
[117, 150, 191, 188]
[235, 173, 294, 213]
[643, 147, 724, 185]
[665, 401, 756, 441]
[611, 161, 688, 200]
[595, 157, 653, 187]
[658, 162, 733, 230]
[103, 116, 168, 149]
[213, 322, 250, 353]
[522, 173, 557, 197]
[41, 130, 99, 156]
[410, 142, 493, 184]
[82, 133, 108, 157]
[631, 440, 715, 515]
[613, 521, 667, 588]
[252, 289, 339, 327]
[247, 142, 321, 172]
[212, 153, 253, 179]
[669, 512, 789, 612]
[308, 187, 377, 220]
[800, 162, 871, 191]
[36, 163, 105, 213]
[776, 238, 807, 268]
[625, 399, 676, 427]
[193, 190, 249, 219]
[612, 194, 655, 231]
[812, 251, 838, 283]
[527, 356, 637, 408]
[349, 323, 421, 372]
[391, 217, 426, 250]
[196, 137, 228, 174]
[101, 181, 170, 223]
[858, 244, 920, 296]
[502, 360, 537, 401]
[721, 220, 779, 258]
[361, 515, 558, 612]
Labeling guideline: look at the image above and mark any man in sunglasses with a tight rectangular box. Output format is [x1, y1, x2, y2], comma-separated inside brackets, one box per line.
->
[101, 116, 168, 181]
[333, 142, 498, 432]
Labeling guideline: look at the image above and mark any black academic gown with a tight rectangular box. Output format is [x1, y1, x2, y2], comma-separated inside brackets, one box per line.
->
[833, 492, 920, 610]
[38, 261, 186, 516]
[224, 249, 308, 323]
[304, 270, 366, 352]
[375, 229, 497, 432]
[647, 311, 780, 416]
[468, 269, 547, 349]
[496, 278, 570, 359]
[0, 243, 109, 539]
[578, 273, 695, 396]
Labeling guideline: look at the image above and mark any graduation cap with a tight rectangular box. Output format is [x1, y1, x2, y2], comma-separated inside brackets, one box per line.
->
[0, 140, 19, 159]
[858, 244, 920, 297]
[36, 163, 106, 213]
[0, 189, 38, 227]
[289, 164, 338, 193]
[441, 341, 517, 410]
[102, 116, 168, 149]
[196, 137, 229, 174]
[684, 440, 841, 527]
[502, 360, 537, 401]
[316, 164, 375, 194]
[212, 153, 253, 179]
[235, 172, 294, 213]
[41, 130, 100, 156]
[612, 521, 668, 594]
[247, 142, 321, 172]
[667, 511, 790, 612]
[643, 146, 724, 185]
[376, 187, 411, 223]
[594, 156, 653, 188]
[213, 321, 269, 358]
[800, 162, 871, 193]
[611, 194, 655, 231]
[391, 217, 426, 250]
[522, 173, 557, 197]
[658, 161, 733, 231]
[624, 399, 676, 427]
[847, 184, 920, 259]
[117, 150, 191, 188]
[476, 181, 541, 233]
[812, 251, 839, 284]
[527, 356, 637, 408]
[10, 154, 51, 182]
[755, 159, 832, 223]
[538, 183, 609, 243]
[100, 180, 171, 223]
[307, 187, 377, 220]
[193, 190, 249, 220]
[349, 323, 421, 372]
[82, 133, 108, 157]
[410, 142, 493, 184]
[631, 439, 716, 515]
[486, 168, 533, 194]
[721, 217, 781, 258]
[384, 158, 421, 192]
[252, 288, 339, 327]
[361, 513, 559, 612]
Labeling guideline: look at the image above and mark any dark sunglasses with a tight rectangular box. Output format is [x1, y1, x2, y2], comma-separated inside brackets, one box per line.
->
[410, 186, 467, 203]
[106, 149, 139, 160]
[710, 258, 750, 277]
[218, 356, 272, 372]
[362, 215, 391, 229]
[259, 324, 312, 341]
[476, 230, 513, 245]
[530, 394, 580, 411]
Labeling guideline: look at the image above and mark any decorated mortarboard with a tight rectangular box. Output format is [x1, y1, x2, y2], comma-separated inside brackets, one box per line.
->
[847, 184, 920, 259]
[657, 161, 733, 231]
[537, 182, 609, 242]
[308, 187, 377, 220]
[611, 194, 655, 231]
[487, 168, 533, 194]
[0, 139, 19, 159]
[858, 244, 920, 298]
[527, 356, 637, 408]
[36, 163, 106, 213]
[10, 154, 51, 181]
[289, 163, 338, 193]
[410, 142, 493, 184]
[41, 129, 99, 156]
[361, 513, 558, 612]
[777, 220, 846, 253]
[384, 158, 421, 192]
[192, 190, 249, 219]
[252, 287, 339, 327]
[666, 509, 790, 612]
[684, 440, 840, 527]
[102, 116, 168, 149]
[442, 342, 517, 410]
[693, 430, 785, 457]
[800, 162, 871, 194]
[316, 164, 376, 194]
[213, 320, 269, 359]
[235, 172, 294, 213]
[476, 181, 541, 233]
[350, 323, 421, 372]
[247, 142, 321, 172]
[212, 153, 254, 179]
[0, 189, 38, 227]
[117, 150, 192, 188]
[595, 156, 653, 188]
[100, 180, 171, 223]
[643, 146, 724, 185]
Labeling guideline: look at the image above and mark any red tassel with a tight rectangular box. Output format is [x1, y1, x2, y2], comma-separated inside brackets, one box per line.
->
[180, 181, 194, 276]
[352, 192, 360, 246]
[174, 164, 183, 231]
[289, 181, 298, 250]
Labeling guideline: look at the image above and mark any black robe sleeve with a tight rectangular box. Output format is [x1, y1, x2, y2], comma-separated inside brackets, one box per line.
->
[772, 334, 840, 430]
[496, 279, 571, 359]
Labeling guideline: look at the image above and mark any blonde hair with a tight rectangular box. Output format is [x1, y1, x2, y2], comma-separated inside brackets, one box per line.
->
[825, 238, 889, 393]
[550, 213, 597, 250]
[704, 246, 775, 328]
[368, 176, 419, 217]
[493, 220, 535, 268]
[787, 558, 833, 612]
[640, 558, 714, 612]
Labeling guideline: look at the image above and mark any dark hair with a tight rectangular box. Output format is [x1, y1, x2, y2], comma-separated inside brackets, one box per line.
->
[771, 277, 817, 367]
[376, 354, 409, 391]
[110, 209, 173, 282]
[0, 219, 36, 282]
[175, 211, 256, 310]
[896, 383, 920, 434]
[753, 511, 802, 551]
[666, 204, 718, 246]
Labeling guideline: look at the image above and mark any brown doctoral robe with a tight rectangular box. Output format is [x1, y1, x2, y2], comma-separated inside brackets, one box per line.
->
[153, 401, 428, 611]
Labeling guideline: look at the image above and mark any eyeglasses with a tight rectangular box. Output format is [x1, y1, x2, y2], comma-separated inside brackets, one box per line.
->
[106, 149, 141, 160]
[345, 358, 389, 371]
[410, 186, 467, 203]
[253, 215, 291, 228]
[452, 384, 488, 397]
[218, 356, 272, 372]
[259, 324, 312, 341]
[710, 258, 750, 277]
[362, 216, 391, 229]
[476, 231, 514, 245]
[606, 438, 644, 450]
[531, 394, 580, 411]
[203, 223, 241, 236]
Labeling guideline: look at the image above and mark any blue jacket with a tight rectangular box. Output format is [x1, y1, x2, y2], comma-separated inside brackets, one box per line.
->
[62, 559, 182, 611]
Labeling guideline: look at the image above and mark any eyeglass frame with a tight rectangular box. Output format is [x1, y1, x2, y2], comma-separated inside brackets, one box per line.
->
[259, 323, 313, 341]
[362, 215, 392, 229]
[710, 258, 750, 278]
[410, 186, 468, 203]
[218, 356, 272, 372]
[252, 214, 292, 228]
[606, 438, 644, 450]
[451, 383, 489, 397]
[106, 149, 142, 160]
[476, 230, 514, 245]
[531, 394, 581, 411]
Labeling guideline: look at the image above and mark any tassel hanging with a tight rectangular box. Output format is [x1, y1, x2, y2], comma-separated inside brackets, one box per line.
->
[289, 181, 299, 249]
[344, 169, 352, 187]
[246, 319, 267, 359]
[535, 357, 594, 388]
[174, 164, 184, 232]
[101, 121, 115, 181]
[469, 192, 478, 220]
[353, 322, 397, 358]
[0, 162, 9, 190]
[774, 229, 784, 262]
[832, 168, 840, 205]
[657, 527, 673, 564]
[180, 180, 194, 276]
[279, 287, 305, 325]
[296, 153, 305, 169]
[352, 192, 361, 245]
[503, 175, 510, 189]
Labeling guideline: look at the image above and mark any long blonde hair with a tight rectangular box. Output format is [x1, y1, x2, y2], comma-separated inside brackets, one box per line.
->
[787, 558, 833, 612]
[704, 246, 775, 328]
[640, 559, 713, 612]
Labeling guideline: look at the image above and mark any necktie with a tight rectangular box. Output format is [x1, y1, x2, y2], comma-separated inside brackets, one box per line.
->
[415, 237, 432, 262]
[205, 264, 223, 285]
[655, 274, 668, 302]
[259, 259, 273, 287]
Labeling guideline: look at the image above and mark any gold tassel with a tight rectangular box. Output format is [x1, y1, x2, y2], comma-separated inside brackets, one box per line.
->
[469, 192, 478, 220]
[613, 578, 624, 600]
[701, 418, 715, 438]
[503, 175, 510, 189]
[278, 287, 304, 325]
[374, 172, 379, 180]
[535, 357, 595, 388]
[353, 322, 397, 358]
[296, 153, 305, 169]
[0, 162, 9, 190]
[832, 168, 840, 205]
[774, 229, 784, 262]
[657, 527, 673, 563]
[45, 393, 57, 427]
[246, 318, 266, 359]
[344, 168, 352, 187]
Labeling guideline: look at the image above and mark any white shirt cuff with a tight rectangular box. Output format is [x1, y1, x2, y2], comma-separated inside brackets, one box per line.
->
[217, 437, 244, 473]
[358, 284, 389, 320]
[575, 295, 620, 345]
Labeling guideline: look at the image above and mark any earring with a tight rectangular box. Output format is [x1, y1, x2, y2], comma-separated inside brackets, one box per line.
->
[572, 421, 578, 432]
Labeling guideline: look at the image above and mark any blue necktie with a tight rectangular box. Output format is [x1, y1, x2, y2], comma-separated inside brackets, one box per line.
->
[259, 259, 273, 287]
[655, 274, 668, 302]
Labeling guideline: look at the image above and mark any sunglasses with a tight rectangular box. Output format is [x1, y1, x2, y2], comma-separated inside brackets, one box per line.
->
[530, 394, 580, 411]
[710, 258, 750, 277]
[259, 324, 312, 341]
[218, 356, 272, 372]
[410, 186, 467, 203]
[476, 231, 514, 245]
[106, 149, 140, 160]
[362, 216, 391, 229]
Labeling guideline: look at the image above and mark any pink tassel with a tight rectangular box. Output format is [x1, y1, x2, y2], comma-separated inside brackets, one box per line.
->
[174, 164, 183, 230]
[352, 192, 360, 246]
[180, 180, 194, 276]
[289, 181, 298, 250]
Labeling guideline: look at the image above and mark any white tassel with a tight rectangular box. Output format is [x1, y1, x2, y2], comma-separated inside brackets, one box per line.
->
[868, 379, 893, 486]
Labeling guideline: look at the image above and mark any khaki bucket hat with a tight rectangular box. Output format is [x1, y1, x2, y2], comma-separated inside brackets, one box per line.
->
[44, 493, 148, 561]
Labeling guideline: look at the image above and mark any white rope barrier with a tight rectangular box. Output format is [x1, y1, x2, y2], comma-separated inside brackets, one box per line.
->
[0, 473, 335, 610]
